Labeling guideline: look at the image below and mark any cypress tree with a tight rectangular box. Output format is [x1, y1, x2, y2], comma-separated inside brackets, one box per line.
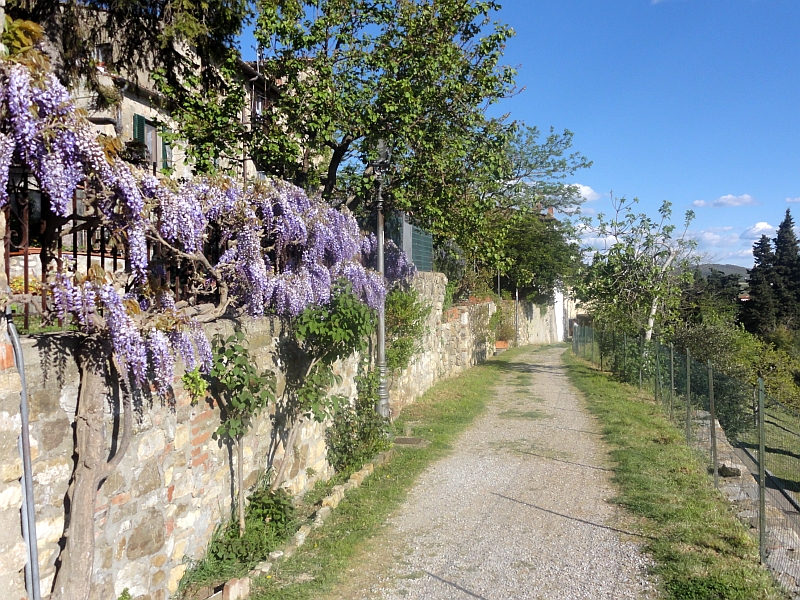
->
[742, 235, 777, 334]
[773, 209, 800, 328]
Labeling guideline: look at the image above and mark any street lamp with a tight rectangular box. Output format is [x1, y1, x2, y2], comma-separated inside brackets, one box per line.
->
[372, 139, 391, 418]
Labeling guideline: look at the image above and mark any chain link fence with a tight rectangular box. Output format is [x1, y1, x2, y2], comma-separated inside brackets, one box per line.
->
[573, 324, 800, 595]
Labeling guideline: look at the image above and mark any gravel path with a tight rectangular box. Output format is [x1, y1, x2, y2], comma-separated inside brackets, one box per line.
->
[330, 346, 655, 600]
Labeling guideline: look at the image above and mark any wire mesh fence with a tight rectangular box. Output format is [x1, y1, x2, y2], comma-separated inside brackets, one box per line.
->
[573, 324, 800, 595]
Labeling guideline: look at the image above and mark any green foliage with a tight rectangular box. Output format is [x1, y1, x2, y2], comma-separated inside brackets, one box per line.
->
[503, 212, 579, 302]
[191, 487, 298, 583]
[669, 318, 800, 408]
[742, 209, 800, 339]
[292, 282, 376, 422]
[1, 16, 44, 56]
[251, 0, 516, 219]
[181, 367, 208, 405]
[577, 196, 695, 337]
[325, 368, 391, 473]
[490, 302, 516, 342]
[210, 331, 276, 441]
[153, 55, 246, 176]
[11, 0, 249, 102]
[116, 590, 131, 600]
[385, 287, 430, 372]
[678, 268, 742, 325]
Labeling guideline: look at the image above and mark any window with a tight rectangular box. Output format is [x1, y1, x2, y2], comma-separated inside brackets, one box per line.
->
[134, 114, 169, 172]
[92, 44, 112, 68]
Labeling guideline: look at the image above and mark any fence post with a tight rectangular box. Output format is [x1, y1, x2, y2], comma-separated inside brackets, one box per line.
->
[654, 339, 660, 404]
[707, 360, 718, 488]
[758, 378, 766, 564]
[669, 343, 675, 422]
[638, 335, 643, 390]
[686, 348, 692, 444]
[613, 331, 617, 374]
[590, 327, 594, 365]
[623, 333, 628, 381]
[599, 329, 604, 372]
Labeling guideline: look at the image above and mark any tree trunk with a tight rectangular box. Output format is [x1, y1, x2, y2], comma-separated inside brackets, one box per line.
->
[644, 250, 678, 342]
[52, 347, 131, 600]
[237, 437, 245, 536]
[51, 356, 107, 600]
[270, 418, 299, 492]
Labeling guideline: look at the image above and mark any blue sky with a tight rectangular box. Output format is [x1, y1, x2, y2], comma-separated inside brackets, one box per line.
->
[241, 1, 800, 267]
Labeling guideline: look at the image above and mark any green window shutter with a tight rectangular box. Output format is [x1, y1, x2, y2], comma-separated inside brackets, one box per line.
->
[161, 138, 169, 170]
[133, 114, 146, 143]
[411, 226, 433, 272]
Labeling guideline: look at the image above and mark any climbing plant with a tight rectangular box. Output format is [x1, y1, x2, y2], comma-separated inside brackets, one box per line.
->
[209, 331, 276, 535]
[0, 27, 390, 600]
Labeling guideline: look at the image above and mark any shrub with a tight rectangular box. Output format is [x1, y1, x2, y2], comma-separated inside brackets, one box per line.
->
[326, 369, 391, 473]
[385, 286, 430, 372]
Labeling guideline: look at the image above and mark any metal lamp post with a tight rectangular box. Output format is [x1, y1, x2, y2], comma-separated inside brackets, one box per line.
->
[373, 140, 392, 418]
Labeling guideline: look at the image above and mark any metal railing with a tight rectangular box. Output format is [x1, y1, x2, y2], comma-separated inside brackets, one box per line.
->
[574, 325, 800, 593]
[3, 173, 226, 334]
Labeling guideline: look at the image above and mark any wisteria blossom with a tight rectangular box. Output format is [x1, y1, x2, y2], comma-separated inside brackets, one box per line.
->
[1, 55, 413, 393]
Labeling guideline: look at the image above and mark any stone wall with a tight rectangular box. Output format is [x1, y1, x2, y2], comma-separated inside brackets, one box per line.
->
[1, 317, 356, 600]
[387, 273, 562, 414]
[0, 273, 560, 599]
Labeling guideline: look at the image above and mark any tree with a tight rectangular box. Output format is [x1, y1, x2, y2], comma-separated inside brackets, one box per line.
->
[772, 209, 800, 328]
[0, 39, 390, 600]
[678, 268, 741, 325]
[503, 212, 580, 302]
[209, 332, 276, 536]
[577, 196, 695, 339]
[8, 0, 248, 97]
[741, 235, 777, 335]
[250, 0, 516, 224]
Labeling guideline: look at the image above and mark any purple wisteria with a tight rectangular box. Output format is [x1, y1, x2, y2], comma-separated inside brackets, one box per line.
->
[2, 55, 414, 393]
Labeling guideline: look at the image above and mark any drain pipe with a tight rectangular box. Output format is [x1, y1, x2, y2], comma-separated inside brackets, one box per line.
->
[8, 313, 41, 600]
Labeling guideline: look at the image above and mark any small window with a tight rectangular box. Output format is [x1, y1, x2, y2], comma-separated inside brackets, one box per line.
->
[93, 44, 112, 67]
[162, 138, 172, 170]
[133, 114, 158, 171]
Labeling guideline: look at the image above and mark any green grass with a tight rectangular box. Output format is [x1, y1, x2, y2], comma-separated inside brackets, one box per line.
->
[563, 351, 787, 600]
[247, 346, 535, 599]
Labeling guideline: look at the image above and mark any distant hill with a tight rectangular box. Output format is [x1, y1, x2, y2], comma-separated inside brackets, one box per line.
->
[697, 263, 749, 280]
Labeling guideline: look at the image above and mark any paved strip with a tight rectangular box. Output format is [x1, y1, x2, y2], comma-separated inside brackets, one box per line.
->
[332, 346, 655, 600]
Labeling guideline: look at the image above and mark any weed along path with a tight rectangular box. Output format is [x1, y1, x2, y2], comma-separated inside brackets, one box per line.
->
[321, 345, 655, 600]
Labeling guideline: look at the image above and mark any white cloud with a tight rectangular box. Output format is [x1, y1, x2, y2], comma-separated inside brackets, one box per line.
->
[715, 194, 757, 207]
[787, 197, 800, 203]
[576, 184, 600, 202]
[693, 194, 758, 208]
[740, 222, 775, 240]
[690, 229, 739, 247]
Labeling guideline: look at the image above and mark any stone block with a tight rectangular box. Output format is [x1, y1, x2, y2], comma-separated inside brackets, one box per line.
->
[268, 550, 284, 561]
[133, 459, 162, 496]
[127, 508, 166, 560]
[36, 514, 65, 545]
[138, 430, 166, 462]
[167, 564, 187, 594]
[0, 456, 22, 483]
[223, 577, 250, 600]
[293, 524, 312, 547]
[116, 559, 151, 598]
[0, 481, 21, 510]
[0, 540, 26, 574]
[32, 455, 71, 487]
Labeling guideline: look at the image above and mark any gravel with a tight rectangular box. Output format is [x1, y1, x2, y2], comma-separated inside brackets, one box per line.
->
[369, 346, 656, 600]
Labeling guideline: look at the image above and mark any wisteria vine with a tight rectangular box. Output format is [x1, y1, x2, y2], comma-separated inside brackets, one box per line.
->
[1, 56, 414, 393]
